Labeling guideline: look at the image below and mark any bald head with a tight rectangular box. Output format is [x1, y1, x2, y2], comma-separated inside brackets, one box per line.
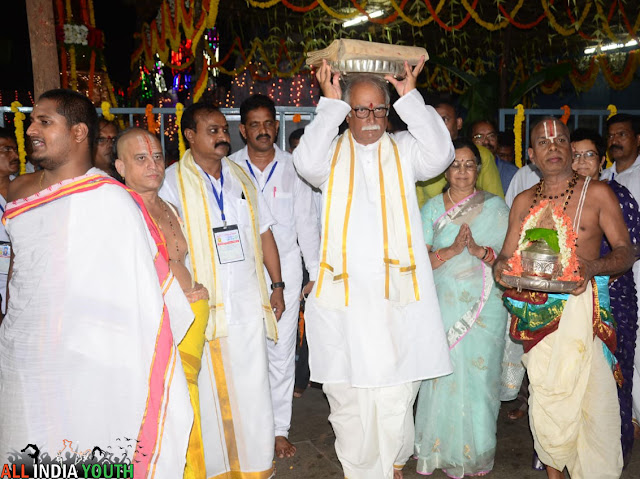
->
[115, 128, 165, 194]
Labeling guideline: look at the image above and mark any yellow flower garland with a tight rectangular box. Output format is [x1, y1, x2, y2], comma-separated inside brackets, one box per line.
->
[101, 101, 115, 121]
[605, 104, 617, 168]
[176, 103, 186, 159]
[10, 102, 27, 175]
[514, 104, 525, 168]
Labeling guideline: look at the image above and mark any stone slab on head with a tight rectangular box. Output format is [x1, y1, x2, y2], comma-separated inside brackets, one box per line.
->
[306, 39, 428, 77]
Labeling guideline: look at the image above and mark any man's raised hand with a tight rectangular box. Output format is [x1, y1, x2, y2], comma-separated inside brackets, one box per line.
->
[316, 60, 342, 100]
[385, 55, 426, 97]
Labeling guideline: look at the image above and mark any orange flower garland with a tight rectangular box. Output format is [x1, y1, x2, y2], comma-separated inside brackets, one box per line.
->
[145, 104, 158, 133]
[560, 105, 571, 125]
[505, 200, 581, 283]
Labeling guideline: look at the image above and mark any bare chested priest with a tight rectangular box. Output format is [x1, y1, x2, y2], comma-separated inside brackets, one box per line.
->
[494, 117, 635, 479]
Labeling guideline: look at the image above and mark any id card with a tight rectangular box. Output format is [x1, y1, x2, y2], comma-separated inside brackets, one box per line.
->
[213, 225, 245, 264]
[0, 241, 10, 274]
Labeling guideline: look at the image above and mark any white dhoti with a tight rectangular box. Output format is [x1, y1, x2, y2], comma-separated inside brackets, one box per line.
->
[523, 283, 623, 478]
[0, 174, 194, 478]
[323, 382, 420, 479]
[266, 258, 303, 438]
[199, 320, 274, 478]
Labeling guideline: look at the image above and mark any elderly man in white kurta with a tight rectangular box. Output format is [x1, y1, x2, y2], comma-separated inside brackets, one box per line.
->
[293, 59, 454, 479]
[160, 102, 285, 478]
[230, 94, 320, 458]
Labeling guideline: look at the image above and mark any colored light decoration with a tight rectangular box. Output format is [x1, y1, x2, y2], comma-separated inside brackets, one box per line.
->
[154, 54, 167, 93]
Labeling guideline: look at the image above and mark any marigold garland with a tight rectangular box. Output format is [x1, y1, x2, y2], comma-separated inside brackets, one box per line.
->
[597, 51, 639, 91]
[505, 200, 581, 283]
[176, 103, 186, 159]
[193, 61, 209, 103]
[605, 104, 618, 168]
[240, 0, 638, 39]
[10, 102, 27, 175]
[513, 104, 525, 168]
[560, 105, 571, 125]
[101, 101, 115, 121]
[145, 104, 158, 133]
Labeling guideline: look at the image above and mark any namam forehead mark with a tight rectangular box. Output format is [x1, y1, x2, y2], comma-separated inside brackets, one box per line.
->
[536, 120, 569, 143]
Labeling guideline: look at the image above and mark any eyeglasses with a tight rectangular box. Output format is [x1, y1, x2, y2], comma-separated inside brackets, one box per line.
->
[0, 146, 18, 154]
[97, 136, 116, 144]
[351, 106, 389, 119]
[472, 132, 497, 142]
[572, 150, 599, 162]
[450, 160, 479, 171]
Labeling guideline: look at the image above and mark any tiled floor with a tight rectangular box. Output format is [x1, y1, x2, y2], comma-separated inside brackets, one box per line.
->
[274, 385, 640, 478]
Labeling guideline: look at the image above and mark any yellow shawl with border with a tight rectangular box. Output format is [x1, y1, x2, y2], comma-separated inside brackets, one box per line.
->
[316, 130, 419, 308]
[176, 150, 277, 342]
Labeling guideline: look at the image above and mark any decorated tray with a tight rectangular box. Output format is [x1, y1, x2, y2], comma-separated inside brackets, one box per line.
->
[502, 274, 579, 293]
[329, 59, 405, 77]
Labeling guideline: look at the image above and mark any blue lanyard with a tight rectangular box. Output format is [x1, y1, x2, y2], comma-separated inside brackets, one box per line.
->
[246, 160, 278, 193]
[0, 203, 4, 214]
[204, 170, 226, 225]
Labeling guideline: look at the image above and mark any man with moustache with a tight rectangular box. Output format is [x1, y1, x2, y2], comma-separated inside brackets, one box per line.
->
[603, 113, 640, 201]
[0, 128, 20, 315]
[229, 94, 319, 459]
[471, 119, 518, 194]
[415, 100, 503, 208]
[603, 114, 640, 440]
[160, 102, 285, 478]
[495, 117, 634, 478]
[293, 58, 454, 479]
[0, 90, 194, 477]
[94, 118, 118, 174]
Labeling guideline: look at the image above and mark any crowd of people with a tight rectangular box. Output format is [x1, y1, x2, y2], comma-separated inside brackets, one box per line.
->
[0, 56, 638, 479]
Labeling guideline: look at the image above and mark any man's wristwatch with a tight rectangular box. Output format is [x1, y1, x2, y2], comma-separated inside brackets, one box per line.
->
[271, 282, 285, 290]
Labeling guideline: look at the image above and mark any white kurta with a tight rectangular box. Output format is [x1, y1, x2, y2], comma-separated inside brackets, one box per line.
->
[293, 89, 454, 388]
[0, 170, 194, 478]
[160, 160, 277, 477]
[602, 154, 640, 422]
[504, 163, 542, 207]
[230, 145, 320, 437]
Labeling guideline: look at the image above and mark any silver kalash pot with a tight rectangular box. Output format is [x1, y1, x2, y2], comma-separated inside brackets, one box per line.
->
[521, 240, 560, 279]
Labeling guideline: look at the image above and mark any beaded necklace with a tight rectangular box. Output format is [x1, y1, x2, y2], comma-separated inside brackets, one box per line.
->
[531, 172, 579, 212]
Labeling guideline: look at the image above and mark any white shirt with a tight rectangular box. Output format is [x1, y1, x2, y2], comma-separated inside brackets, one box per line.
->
[160, 160, 275, 326]
[601, 154, 640, 203]
[293, 89, 454, 387]
[0, 195, 9, 314]
[505, 163, 542, 207]
[229, 145, 320, 278]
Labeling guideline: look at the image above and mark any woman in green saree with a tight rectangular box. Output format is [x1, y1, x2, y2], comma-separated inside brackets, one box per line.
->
[414, 138, 510, 477]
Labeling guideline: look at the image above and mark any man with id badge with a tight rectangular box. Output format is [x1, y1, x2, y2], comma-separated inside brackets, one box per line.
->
[230, 94, 320, 459]
[0, 128, 20, 316]
[160, 102, 285, 479]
